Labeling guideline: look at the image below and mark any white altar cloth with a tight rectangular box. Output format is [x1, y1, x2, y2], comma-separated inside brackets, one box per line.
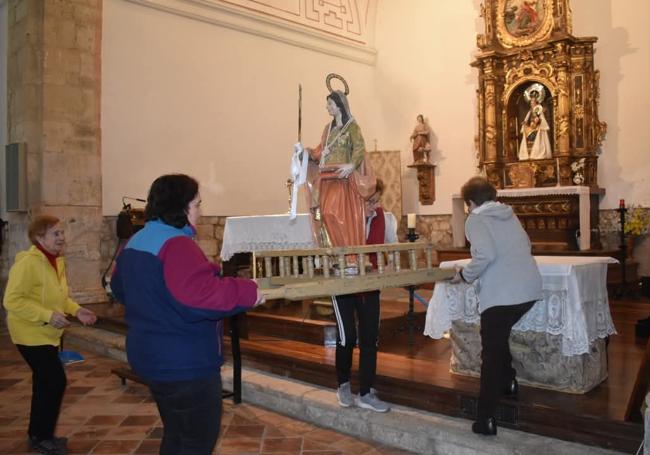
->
[451, 186, 597, 250]
[220, 214, 316, 261]
[424, 256, 618, 356]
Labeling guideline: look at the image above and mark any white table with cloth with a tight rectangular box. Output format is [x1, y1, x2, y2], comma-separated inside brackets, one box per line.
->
[424, 256, 618, 393]
[220, 214, 316, 261]
[218, 214, 317, 403]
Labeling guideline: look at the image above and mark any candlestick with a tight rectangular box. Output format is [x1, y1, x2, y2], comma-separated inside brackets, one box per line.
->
[556, 158, 561, 186]
[407, 213, 416, 229]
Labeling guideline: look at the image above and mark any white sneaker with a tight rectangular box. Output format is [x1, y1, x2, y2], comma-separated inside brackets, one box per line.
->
[337, 382, 355, 408]
[357, 389, 390, 412]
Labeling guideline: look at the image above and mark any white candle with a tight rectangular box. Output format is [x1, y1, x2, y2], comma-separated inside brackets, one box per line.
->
[407, 213, 417, 229]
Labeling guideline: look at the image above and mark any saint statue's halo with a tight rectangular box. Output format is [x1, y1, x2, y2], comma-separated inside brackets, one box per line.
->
[326, 73, 350, 95]
[523, 83, 546, 103]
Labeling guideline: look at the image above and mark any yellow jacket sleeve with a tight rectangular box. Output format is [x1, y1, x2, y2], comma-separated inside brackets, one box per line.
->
[58, 260, 81, 316]
[3, 257, 53, 323]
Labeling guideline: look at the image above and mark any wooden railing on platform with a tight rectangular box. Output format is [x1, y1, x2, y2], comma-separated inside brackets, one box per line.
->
[254, 242, 454, 301]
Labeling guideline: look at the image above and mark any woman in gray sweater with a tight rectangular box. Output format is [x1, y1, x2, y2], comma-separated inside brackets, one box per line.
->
[451, 176, 542, 435]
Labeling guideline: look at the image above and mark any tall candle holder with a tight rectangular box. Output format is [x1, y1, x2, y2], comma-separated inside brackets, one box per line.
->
[617, 199, 628, 298]
[403, 227, 419, 346]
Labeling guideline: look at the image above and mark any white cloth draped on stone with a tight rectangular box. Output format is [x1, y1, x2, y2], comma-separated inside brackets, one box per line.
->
[424, 256, 618, 356]
[220, 214, 316, 261]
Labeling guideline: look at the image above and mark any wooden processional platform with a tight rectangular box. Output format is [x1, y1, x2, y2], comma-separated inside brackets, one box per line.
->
[93, 242, 647, 453]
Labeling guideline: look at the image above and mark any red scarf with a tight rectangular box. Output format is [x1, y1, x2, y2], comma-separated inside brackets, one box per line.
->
[367, 207, 385, 269]
[36, 243, 58, 273]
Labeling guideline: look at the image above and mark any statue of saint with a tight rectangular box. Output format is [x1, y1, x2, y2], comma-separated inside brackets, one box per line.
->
[410, 114, 432, 164]
[518, 83, 552, 160]
[302, 74, 374, 249]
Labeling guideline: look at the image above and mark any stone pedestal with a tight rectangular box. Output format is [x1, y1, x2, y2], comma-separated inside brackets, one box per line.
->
[450, 320, 608, 394]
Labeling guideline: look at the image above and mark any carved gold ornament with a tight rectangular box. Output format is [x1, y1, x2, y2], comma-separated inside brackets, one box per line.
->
[496, 0, 554, 48]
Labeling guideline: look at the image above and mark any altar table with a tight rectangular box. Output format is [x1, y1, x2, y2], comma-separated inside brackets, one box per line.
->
[451, 186, 600, 251]
[424, 256, 618, 393]
[220, 214, 316, 261]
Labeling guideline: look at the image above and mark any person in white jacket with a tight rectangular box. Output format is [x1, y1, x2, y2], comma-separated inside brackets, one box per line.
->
[451, 176, 542, 436]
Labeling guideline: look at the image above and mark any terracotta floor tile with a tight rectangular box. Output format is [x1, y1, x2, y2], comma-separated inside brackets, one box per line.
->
[146, 426, 163, 439]
[0, 438, 24, 453]
[91, 438, 141, 453]
[0, 415, 17, 426]
[120, 415, 159, 426]
[304, 428, 348, 445]
[134, 439, 161, 454]
[277, 421, 316, 436]
[105, 424, 152, 439]
[85, 415, 126, 426]
[66, 386, 95, 395]
[0, 333, 410, 455]
[223, 424, 266, 439]
[261, 436, 303, 453]
[70, 426, 113, 440]
[217, 437, 262, 453]
[67, 438, 100, 454]
[301, 451, 343, 455]
[301, 439, 331, 451]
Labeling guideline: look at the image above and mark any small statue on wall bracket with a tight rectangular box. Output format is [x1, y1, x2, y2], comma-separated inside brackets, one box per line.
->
[410, 114, 432, 164]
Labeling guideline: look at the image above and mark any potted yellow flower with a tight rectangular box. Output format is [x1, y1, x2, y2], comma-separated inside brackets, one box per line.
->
[624, 206, 649, 253]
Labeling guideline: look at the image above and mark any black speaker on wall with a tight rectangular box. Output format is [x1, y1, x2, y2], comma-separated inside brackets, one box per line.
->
[5, 142, 27, 212]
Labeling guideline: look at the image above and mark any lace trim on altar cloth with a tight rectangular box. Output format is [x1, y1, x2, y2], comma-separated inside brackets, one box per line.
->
[220, 240, 318, 262]
[424, 282, 617, 357]
[220, 214, 317, 260]
[496, 185, 591, 198]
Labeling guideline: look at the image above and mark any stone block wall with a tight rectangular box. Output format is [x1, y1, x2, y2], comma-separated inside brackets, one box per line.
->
[80, 208, 650, 300]
[1, 0, 104, 304]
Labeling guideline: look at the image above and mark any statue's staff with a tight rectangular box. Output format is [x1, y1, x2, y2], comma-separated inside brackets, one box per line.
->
[289, 84, 309, 219]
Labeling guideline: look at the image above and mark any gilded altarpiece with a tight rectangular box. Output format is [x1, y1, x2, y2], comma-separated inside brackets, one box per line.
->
[473, 0, 606, 250]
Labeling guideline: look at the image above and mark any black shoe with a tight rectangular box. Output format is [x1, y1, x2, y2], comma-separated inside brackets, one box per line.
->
[503, 378, 519, 397]
[28, 436, 68, 454]
[472, 416, 497, 436]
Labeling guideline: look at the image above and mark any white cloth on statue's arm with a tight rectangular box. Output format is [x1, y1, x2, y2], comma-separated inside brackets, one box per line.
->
[289, 143, 309, 219]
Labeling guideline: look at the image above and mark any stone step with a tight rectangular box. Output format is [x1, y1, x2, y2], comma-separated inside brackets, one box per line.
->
[63, 325, 622, 455]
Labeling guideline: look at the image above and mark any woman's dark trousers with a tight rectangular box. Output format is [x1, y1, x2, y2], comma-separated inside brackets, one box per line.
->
[332, 291, 381, 396]
[478, 301, 534, 420]
[148, 373, 222, 455]
[17, 344, 67, 441]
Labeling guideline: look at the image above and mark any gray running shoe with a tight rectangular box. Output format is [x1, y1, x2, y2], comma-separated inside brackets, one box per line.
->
[357, 389, 390, 412]
[337, 382, 355, 407]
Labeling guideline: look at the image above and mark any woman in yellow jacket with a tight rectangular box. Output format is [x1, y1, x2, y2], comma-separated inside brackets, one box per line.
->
[3, 215, 97, 455]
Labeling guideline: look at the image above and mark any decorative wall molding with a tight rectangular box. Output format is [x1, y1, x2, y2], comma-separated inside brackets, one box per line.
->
[128, 0, 378, 65]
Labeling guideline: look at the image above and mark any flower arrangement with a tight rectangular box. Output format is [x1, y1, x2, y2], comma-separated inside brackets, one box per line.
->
[624, 206, 650, 236]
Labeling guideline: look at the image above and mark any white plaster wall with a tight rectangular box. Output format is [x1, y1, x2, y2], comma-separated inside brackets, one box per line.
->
[373, 0, 650, 214]
[372, 1, 478, 215]
[572, 0, 650, 209]
[102, 0, 650, 216]
[0, 0, 7, 217]
[101, 0, 382, 216]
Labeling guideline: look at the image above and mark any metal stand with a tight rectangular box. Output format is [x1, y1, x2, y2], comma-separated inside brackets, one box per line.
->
[405, 228, 419, 346]
[616, 203, 629, 298]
